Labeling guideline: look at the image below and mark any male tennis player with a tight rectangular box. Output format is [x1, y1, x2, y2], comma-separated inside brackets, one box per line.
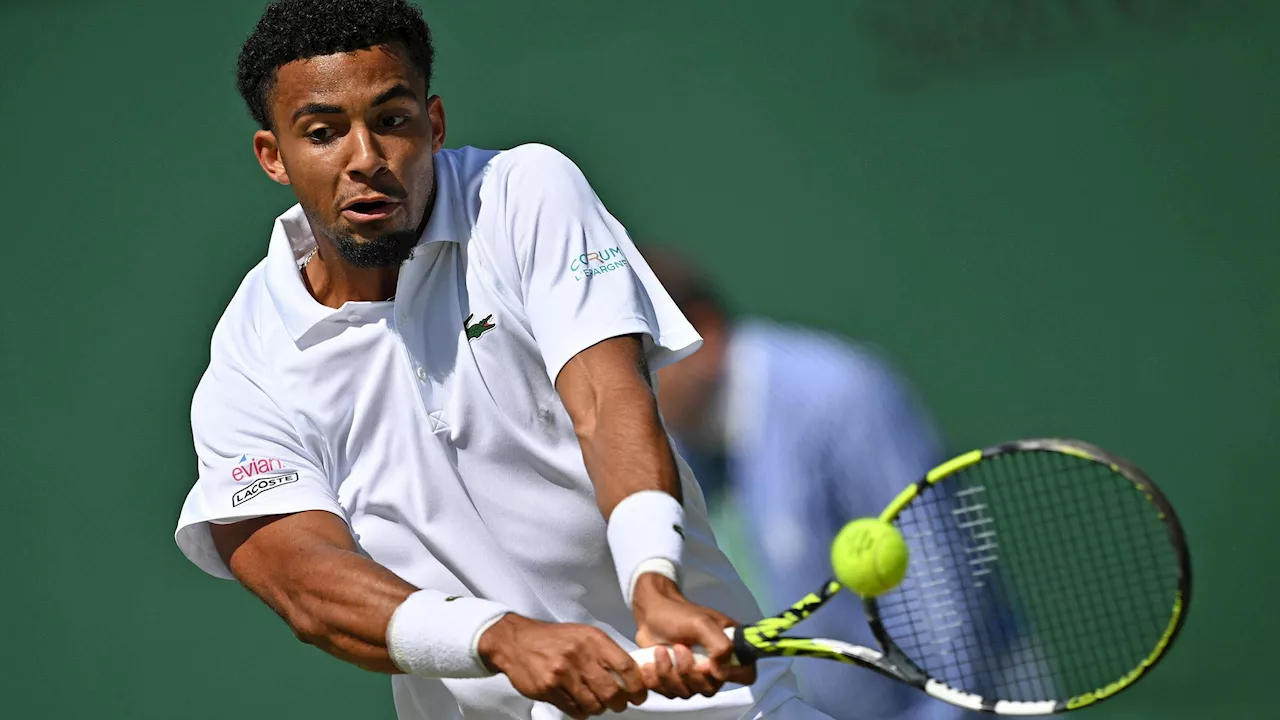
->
[174, 1, 825, 719]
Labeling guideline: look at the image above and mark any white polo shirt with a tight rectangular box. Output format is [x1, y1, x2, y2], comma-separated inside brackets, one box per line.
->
[175, 144, 802, 720]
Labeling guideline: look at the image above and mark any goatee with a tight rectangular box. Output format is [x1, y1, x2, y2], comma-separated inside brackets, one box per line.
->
[331, 229, 419, 268]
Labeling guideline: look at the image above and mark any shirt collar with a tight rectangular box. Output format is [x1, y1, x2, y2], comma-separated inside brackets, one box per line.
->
[265, 152, 467, 346]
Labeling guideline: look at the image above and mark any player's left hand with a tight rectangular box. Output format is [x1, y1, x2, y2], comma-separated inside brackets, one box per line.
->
[630, 574, 758, 698]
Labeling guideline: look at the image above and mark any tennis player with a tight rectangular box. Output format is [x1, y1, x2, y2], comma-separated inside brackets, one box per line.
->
[173, 1, 826, 718]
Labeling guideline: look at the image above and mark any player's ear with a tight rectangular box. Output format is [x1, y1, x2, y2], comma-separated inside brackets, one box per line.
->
[427, 95, 446, 154]
[253, 129, 290, 185]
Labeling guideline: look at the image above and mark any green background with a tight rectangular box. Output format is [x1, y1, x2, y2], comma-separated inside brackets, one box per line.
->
[2, 1, 1275, 718]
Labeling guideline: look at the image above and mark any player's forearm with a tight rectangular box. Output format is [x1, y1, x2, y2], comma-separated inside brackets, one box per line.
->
[215, 512, 516, 679]
[217, 517, 416, 673]
[575, 379, 683, 518]
[270, 547, 415, 673]
[558, 335, 689, 606]
[577, 373, 693, 609]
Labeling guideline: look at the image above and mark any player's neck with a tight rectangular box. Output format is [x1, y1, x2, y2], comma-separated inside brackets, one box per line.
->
[302, 241, 399, 307]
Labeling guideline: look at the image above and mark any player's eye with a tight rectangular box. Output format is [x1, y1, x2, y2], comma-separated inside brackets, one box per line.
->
[381, 114, 409, 129]
[306, 126, 336, 144]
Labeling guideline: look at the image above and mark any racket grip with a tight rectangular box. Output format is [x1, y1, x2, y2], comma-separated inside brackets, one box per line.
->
[628, 626, 742, 668]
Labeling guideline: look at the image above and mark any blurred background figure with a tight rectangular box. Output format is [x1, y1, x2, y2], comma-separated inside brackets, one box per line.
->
[645, 245, 969, 720]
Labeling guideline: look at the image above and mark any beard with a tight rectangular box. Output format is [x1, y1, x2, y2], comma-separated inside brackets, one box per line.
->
[329, 227, 419, 268]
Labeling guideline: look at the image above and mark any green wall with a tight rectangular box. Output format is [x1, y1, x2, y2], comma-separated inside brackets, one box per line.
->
[2, 1, 1275, 717]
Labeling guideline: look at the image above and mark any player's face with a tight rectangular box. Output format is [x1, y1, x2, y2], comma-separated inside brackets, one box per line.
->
[255, 43, 445, 267]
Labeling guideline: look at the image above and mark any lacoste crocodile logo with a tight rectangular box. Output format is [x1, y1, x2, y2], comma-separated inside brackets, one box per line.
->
[465, 313, 495, 341]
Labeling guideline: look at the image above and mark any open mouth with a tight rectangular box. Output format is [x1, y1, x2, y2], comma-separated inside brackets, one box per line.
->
[342, 199, 401, 221]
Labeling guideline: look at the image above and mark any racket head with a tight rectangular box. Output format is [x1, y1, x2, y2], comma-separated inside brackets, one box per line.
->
[864, 438, 1191, 714]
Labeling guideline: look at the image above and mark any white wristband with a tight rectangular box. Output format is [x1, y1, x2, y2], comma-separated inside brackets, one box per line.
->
[606, 490, 686, 606]
[385, 590, 512, 679]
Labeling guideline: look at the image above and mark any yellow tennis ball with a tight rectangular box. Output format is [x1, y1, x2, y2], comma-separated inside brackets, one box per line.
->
[831, 518, 909, 597]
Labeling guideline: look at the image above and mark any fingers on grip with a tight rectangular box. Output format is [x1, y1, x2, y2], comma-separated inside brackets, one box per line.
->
[628, 624, 740, 670]
[629, 644, 712, 667]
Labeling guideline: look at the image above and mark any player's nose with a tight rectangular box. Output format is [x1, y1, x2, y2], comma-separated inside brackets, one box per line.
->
[345, 125, 389, 180]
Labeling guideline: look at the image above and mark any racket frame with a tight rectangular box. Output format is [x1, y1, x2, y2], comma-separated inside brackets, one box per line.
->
[727, 438, 1192, 715]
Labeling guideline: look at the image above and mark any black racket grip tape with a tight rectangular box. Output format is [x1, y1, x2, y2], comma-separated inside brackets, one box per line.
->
[730, 626, 760, 666]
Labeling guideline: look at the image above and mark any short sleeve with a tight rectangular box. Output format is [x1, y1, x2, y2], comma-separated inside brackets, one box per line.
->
[492, 144, 702, 384]
[175, 337, 344, 580]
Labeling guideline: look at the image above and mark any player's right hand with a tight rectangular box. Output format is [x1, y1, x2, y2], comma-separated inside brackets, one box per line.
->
[477, 613, 648, 719]
[630, 574, 757, 698]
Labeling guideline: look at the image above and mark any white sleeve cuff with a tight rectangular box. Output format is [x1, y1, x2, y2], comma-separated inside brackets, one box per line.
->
[386, 590, 512, 679]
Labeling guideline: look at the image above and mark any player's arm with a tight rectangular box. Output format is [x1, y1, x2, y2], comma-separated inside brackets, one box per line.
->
[210, 510, 648, 717]
[209, 510, 415, 673]
[490, 143, 755, 698]
[557, 334, 681, 515]
[556, 333, 758, 697]
[184, 333, 646, 718]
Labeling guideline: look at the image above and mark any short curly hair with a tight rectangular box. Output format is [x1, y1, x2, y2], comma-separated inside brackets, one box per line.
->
[236, 0, 435, 130]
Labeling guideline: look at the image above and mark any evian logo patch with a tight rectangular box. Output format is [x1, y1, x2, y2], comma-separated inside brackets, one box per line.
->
[232, 473, 299, 507]
[231, 455, 286, 483]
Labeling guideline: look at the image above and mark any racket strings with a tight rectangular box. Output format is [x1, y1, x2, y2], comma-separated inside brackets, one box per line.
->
[1005, 450, 1175, 696]
[874, 449, 1181, 703]
[1027, 452, 1174, 693]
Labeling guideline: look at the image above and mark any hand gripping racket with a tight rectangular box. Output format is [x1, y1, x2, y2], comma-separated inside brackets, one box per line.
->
[631, 438, 1191, 715]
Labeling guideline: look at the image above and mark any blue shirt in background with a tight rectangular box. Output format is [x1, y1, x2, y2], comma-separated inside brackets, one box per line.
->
[675, 319, 977, 720]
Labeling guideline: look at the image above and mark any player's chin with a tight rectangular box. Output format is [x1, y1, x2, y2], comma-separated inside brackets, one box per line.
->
[337, 217, 415, 244]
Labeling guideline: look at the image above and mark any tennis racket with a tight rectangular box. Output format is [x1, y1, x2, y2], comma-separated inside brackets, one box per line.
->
[631, 438, 1191, 715]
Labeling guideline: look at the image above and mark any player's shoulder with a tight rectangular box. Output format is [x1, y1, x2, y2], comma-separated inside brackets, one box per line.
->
[439, 142, 582, 190]
[463, 143, 596, 259]
[434, 145, 500, 187]
[438, 143, 590, 234]
[491, 142, 581, 173]
[186, 262, 278, 425]
[479, 142, 592, 200]
[204, 255, 276, 374]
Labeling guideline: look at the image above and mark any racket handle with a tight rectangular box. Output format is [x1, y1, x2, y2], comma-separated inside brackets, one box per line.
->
[627, 626, 741, 668]
[630, 645, 712, 667]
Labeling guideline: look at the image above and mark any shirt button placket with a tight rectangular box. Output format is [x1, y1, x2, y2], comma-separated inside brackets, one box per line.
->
[393, 286, 449, 435]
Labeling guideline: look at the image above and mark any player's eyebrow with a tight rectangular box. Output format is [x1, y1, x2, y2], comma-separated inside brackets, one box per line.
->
[291, 102, 343, 124]
[290, 85, 418, 125]
[370, 84, 418, 107]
